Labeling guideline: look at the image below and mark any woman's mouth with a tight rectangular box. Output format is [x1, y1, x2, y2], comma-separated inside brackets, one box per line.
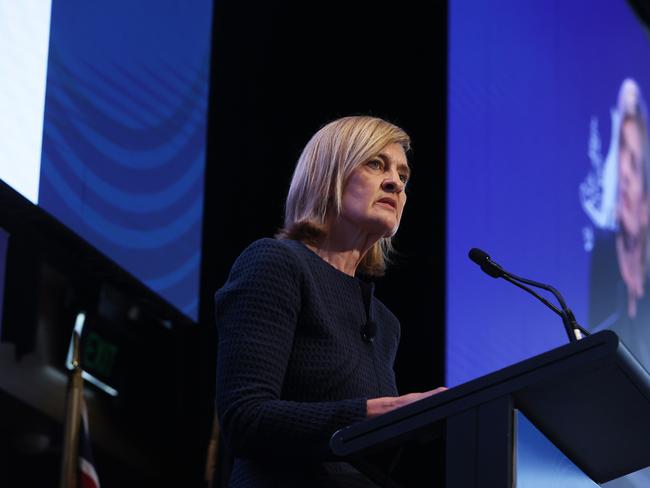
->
[376, 197, 397, 209]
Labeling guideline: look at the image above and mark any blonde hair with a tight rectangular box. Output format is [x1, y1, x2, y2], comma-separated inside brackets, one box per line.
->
[277, 116, 411, 276]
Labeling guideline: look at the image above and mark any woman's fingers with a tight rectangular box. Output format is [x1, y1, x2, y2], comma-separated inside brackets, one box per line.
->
[367, 386, 448, 418]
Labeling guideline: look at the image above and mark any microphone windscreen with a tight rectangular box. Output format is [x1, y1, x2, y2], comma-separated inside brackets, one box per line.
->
[468, 248, 490, 266]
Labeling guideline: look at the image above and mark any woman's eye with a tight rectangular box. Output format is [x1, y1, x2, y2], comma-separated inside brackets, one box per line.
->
[367, 159, 382, 170]
[399, 174, 409, 183]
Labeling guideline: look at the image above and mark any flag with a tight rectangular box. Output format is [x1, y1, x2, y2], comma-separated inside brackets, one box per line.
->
[78, 397, 100, 488]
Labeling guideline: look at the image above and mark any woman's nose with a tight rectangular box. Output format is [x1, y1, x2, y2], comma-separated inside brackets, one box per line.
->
[382, 174, 404, 193]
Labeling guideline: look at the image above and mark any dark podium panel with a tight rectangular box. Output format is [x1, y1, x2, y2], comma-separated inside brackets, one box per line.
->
[331, 331, 650, 487]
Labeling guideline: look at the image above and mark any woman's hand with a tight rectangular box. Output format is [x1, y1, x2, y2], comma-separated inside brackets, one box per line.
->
[366, 387, 448, 418]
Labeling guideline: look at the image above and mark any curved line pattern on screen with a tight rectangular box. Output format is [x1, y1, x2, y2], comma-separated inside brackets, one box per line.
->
[39, 47, 210, 320]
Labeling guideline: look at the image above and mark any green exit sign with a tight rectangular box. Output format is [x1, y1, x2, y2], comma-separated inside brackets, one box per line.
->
[82, 331, 119, 379]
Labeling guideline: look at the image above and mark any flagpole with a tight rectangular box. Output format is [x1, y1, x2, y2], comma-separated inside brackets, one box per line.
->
[204, 403, 221, 488]
[60, 332, 84, 488]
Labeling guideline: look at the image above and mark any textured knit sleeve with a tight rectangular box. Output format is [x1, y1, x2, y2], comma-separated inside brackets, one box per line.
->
[215, 239, 367, 459]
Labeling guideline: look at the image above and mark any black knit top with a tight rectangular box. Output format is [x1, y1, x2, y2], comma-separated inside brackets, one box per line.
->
[215, 238, 400, 487]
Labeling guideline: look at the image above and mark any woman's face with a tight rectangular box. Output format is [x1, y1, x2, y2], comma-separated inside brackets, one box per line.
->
[338, 142, 409, 238]
[618, 118, 648, 238]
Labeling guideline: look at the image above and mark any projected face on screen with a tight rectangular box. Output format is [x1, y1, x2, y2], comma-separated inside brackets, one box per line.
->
[584, 79, 650, 366]
[617, 114, 648, 315]
[618, 116, 646, 239]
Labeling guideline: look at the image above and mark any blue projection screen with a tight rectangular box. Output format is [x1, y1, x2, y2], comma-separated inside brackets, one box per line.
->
[447, 2, 650, 484]
[447, 0, 650, 384]
[0, 1, 213, 321]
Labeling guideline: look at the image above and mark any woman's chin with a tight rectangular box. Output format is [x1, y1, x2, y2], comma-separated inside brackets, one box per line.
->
[383, 224, 400, 238]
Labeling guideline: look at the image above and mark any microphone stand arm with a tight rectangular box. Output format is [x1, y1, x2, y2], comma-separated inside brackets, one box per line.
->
[503, 272, 590, 343]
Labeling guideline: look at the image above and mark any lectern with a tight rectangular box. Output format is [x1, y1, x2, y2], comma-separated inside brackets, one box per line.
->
[330, 330, 650, 487]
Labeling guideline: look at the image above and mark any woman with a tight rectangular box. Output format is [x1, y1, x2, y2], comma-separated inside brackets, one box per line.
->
[215, 116, 444, 487]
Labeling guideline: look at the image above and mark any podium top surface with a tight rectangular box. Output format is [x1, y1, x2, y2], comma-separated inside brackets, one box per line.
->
[331, 330, 650, 483]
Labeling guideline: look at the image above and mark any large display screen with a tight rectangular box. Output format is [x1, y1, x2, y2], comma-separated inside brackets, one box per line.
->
[0, 1, 213, 320]
[447, 1, 650, 485]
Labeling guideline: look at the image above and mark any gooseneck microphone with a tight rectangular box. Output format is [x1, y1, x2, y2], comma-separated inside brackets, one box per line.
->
[468, 248, 590, 343]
